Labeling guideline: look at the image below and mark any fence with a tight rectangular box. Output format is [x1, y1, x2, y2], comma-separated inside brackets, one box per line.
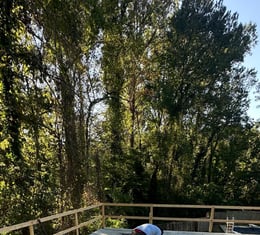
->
[0, 203, 260, 234]
[0, 204, 102, 235]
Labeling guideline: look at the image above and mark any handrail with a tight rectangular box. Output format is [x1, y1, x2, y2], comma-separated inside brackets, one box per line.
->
[0, 203, 260, 234]
[0, 204, 102, 234]
[102, 203, 260, 232]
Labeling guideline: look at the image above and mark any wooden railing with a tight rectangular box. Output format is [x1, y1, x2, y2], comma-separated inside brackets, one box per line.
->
[1, 203, 260, 234]
[0, 204, 102, 235]
[101, 203, 260, 232]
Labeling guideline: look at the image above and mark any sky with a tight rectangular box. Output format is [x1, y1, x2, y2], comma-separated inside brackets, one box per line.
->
[222, 0, 260, 121]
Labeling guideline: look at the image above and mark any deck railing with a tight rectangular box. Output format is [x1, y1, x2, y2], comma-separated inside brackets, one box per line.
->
[0, 203, 260, 234]
[0, 204, 102, 235]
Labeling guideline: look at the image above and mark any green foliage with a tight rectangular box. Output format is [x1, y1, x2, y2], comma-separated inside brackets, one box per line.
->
[106, 218, 128, 228]
[0, 0, 260, 230]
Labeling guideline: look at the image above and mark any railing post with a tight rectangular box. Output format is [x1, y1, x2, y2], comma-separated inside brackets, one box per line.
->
[75, 212, 79, 235]
[102, 204, 105, 228]
[209, 206, 215, 232]
[29, 224, 34, 235]
[149, 205, 153, 224]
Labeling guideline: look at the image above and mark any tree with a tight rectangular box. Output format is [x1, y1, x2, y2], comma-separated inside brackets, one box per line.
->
[156, 0, 257, 203]
[38, 0, 102, 209]
[99, 0, 175, 203]
[0, 0, 52, 228]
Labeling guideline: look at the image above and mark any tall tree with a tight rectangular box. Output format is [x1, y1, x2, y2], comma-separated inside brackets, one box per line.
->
[40, 0, 101, 208]
[99, 0, 175, 202]
[156, 0, 257, 202]
[0, 0, 51, 228]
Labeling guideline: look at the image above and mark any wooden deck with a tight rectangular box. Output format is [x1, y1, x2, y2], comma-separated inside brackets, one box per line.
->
[90, 228, 232, 235]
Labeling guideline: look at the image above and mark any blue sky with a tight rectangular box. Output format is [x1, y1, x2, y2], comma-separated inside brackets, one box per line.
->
[222, 0, 260, 121]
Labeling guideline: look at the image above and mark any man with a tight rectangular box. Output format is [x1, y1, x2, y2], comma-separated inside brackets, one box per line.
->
[131, 223, 163, 235]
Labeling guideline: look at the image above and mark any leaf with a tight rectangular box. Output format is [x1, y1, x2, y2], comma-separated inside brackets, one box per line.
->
[0, 139, 9, 150]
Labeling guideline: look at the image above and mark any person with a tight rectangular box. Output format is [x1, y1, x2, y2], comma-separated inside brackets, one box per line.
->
[131, 223, 163, 235]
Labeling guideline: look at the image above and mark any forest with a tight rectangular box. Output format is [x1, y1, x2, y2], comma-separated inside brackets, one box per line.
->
[0, 0, 260, 228]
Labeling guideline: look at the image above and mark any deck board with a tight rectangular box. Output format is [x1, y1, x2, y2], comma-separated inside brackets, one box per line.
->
[90, 228, 232, 235]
